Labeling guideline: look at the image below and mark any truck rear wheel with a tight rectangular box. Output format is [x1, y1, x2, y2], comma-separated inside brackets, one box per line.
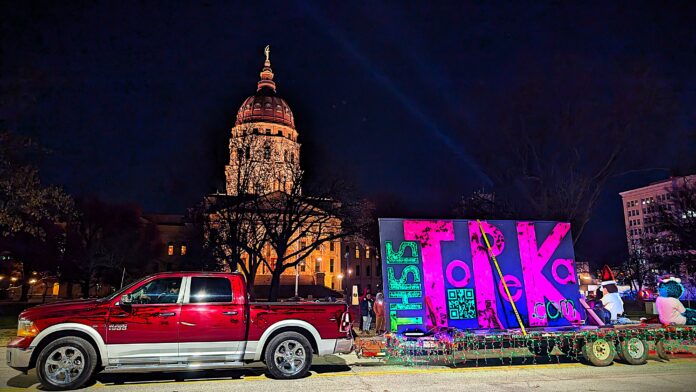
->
[265, 331, 313, 379]
[36, 336, 97, 390]
[582, 338, 615, 367]
[617, 338, 648, 365]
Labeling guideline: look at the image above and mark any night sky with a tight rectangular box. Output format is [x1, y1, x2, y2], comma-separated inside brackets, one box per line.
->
[2, 1, 695, 266]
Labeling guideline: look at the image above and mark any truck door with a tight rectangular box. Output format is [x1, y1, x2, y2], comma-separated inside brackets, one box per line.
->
[106, 276, 182, 364]
[178, 276, 246, 362]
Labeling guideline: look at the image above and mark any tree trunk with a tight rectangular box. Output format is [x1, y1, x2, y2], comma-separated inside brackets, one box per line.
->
[246, 265, 258, 301]
[80, 281, 90, 299]
[42, 282, 49, 303]
[18, 265, 30, 302]
[268, 270, 282, 302]
[66, 282, 74, 299]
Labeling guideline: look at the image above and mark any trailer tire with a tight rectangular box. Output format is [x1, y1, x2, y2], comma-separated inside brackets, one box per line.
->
[36, 336, 97, 390]
[655, 339, 670, 361]
[264, 331, 313, 379]
[582, 338, 615, 367]
[617, 338, 648, 365]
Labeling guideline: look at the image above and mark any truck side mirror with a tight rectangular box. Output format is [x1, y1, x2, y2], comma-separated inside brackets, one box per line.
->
[120, 294, 132, 305]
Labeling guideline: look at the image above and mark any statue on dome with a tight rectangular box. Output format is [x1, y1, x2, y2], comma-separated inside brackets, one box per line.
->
[264, 45, 270, 62]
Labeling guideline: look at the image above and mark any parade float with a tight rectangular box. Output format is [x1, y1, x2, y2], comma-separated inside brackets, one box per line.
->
[358, 218, 695, 366]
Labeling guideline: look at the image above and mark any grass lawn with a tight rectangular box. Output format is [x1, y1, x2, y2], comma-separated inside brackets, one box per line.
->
[0, 315, 16, 345]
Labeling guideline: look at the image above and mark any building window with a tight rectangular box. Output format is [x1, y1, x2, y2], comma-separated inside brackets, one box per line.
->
[330, 241, 335, 252]
[264, 145, 271, 160]
[315, 259, 321, 273]
[365, 246, 370, 259]
[329, 259, 334, 272]
[167, 243, 174, 256]
[377, 265, 382, 277]
[331, 282, 335, 289]
[300, 262, 306, 272]
[355, 245, 360, 259]
[366, 265, 371, 277]
[266, 128, 271, 134]
[355, 265, 360, 276]
[181, 245, 187, 256]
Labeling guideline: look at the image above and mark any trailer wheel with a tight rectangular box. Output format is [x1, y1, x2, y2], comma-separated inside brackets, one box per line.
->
[264, 331, 313, 379]
[617, 338, 648, 365]
[655, 339, 670, 361]
[582, 338, 615, 367]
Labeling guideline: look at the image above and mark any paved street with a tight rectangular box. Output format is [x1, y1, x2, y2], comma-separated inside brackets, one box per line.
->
[3, 347, 696, 392]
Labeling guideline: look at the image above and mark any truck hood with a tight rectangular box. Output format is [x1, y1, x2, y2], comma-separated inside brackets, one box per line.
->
[20, 298, 104, 320]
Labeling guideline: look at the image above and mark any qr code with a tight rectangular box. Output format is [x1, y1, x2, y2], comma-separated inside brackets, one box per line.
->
[447, 288, 476, 320]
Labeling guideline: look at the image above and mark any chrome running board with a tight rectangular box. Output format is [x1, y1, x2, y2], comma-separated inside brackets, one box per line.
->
[103, 361, 246, 373]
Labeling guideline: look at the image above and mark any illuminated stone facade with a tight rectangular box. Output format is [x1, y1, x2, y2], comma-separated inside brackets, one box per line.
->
[225, 47, 301, 196]
[224, 47, 343, 294]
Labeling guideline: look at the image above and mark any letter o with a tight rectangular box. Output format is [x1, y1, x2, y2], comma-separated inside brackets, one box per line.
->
[445, 259, 471, 288]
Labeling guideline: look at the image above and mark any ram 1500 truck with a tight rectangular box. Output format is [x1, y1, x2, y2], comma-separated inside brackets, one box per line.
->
[6, 272, 353, 390]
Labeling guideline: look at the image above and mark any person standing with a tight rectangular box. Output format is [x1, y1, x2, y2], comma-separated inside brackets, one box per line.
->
[374, 292, 385, 334]
[360, 293, 375, 334]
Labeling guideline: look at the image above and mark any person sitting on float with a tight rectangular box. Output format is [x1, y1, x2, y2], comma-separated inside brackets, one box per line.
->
[656, 275, 696, 326]
[599, 265, 624, 322]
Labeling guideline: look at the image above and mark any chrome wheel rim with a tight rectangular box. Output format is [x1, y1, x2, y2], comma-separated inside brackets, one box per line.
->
[626, 338, 645, 359]
[44, 346, 85, 386]
[274, 339, 306, 376]
[592, 339, 611, 360]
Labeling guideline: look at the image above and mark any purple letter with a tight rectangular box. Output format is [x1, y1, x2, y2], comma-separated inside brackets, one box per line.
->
[403, 220, 454, 328]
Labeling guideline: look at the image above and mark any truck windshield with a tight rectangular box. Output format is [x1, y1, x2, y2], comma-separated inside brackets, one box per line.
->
[98, 278, 145, 302]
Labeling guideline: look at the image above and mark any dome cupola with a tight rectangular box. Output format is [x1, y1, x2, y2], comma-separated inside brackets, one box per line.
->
[235, 45, 295, 128]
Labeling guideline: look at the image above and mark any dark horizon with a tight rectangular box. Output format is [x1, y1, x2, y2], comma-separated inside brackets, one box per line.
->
[2, 1, 695, 267]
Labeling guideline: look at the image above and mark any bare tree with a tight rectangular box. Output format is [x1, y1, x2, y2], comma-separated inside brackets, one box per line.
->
[468, 59, 674, 244]
[254, 164, 371, 301]
[654, 177, 696, 275]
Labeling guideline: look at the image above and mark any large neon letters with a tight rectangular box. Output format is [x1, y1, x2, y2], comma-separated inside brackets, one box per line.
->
[379, 219, 584, 332]
[385, 240, 423, 331]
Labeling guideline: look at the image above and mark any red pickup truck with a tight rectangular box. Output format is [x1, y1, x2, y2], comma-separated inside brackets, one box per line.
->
[6, 272, 353, 390]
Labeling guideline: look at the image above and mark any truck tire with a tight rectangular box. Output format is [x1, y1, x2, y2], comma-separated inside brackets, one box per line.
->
[582, 338, 615, 367]
[617, 338, 648, 365]
[36, 336, 97, 390]
[264, 331, 313, 379]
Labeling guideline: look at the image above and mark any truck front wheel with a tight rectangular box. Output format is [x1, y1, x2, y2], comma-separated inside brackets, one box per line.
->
[264, 331, 313, 379]
[36, 336, 97, 390]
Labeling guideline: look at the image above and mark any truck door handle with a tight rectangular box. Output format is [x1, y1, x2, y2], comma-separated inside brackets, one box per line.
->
[157, 312, 176, 317]
[113, 313, 129, 318]
[222, 311, 238, 316]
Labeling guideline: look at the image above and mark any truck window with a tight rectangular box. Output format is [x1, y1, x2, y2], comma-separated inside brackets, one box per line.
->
[129, 277, 182, 305]
[190, 277, 232, 303]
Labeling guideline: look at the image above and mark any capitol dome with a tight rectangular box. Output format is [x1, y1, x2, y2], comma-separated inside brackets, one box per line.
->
[235, 46, 295, 128]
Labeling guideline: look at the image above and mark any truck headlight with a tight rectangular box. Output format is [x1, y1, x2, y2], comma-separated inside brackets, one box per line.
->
[17, 318, 39, 337]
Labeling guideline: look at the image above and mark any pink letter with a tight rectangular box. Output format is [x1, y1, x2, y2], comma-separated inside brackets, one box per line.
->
[517, 222, 581, 326]
[403, 220, 454, 328]
[468, 221, 505, 328]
